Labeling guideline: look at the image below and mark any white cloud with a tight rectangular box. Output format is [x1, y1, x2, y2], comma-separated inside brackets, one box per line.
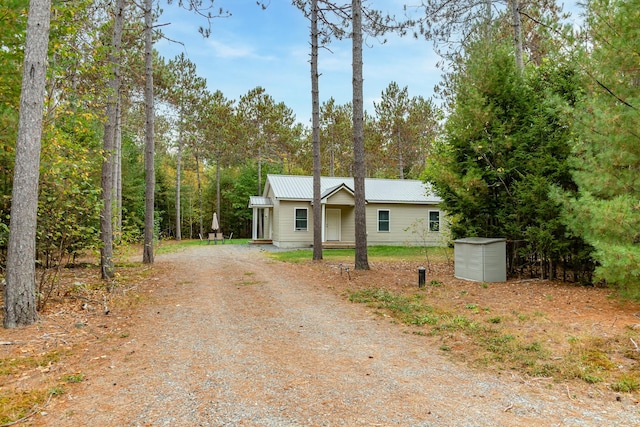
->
[207, 38, 254, 59]
[156, 0, 444, 124]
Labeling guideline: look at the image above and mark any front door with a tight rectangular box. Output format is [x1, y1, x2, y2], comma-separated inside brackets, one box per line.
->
[326, 209, 341, 241]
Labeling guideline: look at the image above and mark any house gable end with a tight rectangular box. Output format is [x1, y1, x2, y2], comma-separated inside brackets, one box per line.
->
[322, 186, 355, 206]
[322, 184, 355, 206]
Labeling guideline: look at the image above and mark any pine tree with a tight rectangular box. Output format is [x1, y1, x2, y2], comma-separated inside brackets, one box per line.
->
[4, 0, 52, 328]
[427, 37, 590, 279]
[560, 0, 640, 293]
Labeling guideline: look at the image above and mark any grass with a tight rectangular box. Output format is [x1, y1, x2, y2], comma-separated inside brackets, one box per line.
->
[61, 373, 84, 383]
[235, 280, 265, 286]
[611, 375, 640, 392]
[0, 389, 50, 425]
[0, 350, 69, 424]
[270, 245, 452, 263]
[347, 286, 640, 390]
[0, 351, 62, 376]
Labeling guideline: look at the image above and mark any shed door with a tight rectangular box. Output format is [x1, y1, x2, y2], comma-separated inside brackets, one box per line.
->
[326, 209, 341, 241]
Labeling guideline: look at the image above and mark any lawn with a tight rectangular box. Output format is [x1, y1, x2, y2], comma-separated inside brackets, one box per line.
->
[268, 245, 452, 264]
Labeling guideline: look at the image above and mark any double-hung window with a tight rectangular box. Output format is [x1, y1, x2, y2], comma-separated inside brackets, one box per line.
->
[378, 210, 390, 232]
[429, 210, 440, 232]
[295, 208, 308, 231]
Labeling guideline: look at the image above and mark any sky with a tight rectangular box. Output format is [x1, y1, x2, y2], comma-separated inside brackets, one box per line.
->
[154, 0, 441, 126]
[154, 1, 583, 126]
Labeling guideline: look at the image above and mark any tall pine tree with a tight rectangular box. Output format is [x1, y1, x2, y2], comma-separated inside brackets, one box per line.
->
[560, 0, 640, 294]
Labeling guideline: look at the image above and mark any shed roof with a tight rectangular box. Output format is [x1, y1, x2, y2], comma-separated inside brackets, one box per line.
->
[264, 174, 440, 204]
[455, 237, 506, 245]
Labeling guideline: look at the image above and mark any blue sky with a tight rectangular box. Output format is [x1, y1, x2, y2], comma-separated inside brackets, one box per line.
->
[155, 0, 440, 125]
[155, 1, 583, 126]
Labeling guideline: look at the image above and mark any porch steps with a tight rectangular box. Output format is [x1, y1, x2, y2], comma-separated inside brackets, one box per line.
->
[321, 241, 355, 249]
[249, 239, 273, 245]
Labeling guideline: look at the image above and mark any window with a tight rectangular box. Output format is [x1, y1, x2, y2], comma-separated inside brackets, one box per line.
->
[294, 208, 308, 231]
[429, 210, 440, 232]
[378, 210, 390, 232]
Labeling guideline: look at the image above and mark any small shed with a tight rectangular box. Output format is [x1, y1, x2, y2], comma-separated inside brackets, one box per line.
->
[454, 237, 507, 282]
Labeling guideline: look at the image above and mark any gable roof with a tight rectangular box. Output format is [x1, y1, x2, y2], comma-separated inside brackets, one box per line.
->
[321, 183, 354, 200]
[264, 174, 441, 204]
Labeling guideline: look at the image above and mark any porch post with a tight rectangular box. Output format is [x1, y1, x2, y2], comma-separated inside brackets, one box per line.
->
[321, 204, 326, 242]
[252, 206, 258, 240]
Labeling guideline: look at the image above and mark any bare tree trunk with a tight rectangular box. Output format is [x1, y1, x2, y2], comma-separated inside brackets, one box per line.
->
[257, 146, 263, 238]
[175, 125, 183, 241]
[485, 0, 492, 41]
[311, 0, 323, 261]
[216, 157, 221, 227]
[397, 130, 404, 179]
[188, 195, 193, 239]
[511, 0, 524, 74]
[329, 134, 335, 177]
[114, 99, 123, 239]
[4, 0, 52, 328]
[257, 146, 262, 195]
[142, 0, 155, 264]
[100, 0, 124, 279]
[195, 154, 203, 238]
[352, 0, 369, 270]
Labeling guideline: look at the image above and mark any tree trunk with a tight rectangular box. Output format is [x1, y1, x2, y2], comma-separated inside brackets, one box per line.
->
[352, 0, 369, 270]
[397, 129, 404, 179]
[216, 157, 221, 228]
[4, 0, 52, 328]
[142, 0, 155, 264]
[511, 0, 524, 74]
[257, 146, 263, 238]
[311, 0, 323, 261]
[195, 153, 203, 238]
[188, 195, 193, 239]
[329, 131, 335, 177]
[100, 0, 124, 280]
[113, 99, 123, 240]
[485, 0, 492, 42]
[175, 125, 183, 241]
[257, 146, 262, 195]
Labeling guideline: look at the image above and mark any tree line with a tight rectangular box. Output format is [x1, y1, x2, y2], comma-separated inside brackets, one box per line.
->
[0, 0, 440, 326]
[1, 0, 639, 327]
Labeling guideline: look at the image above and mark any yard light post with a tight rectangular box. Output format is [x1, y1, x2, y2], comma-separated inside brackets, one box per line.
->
[418, 267, 426, 288]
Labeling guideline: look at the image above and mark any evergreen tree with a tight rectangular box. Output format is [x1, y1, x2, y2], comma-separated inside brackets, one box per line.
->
[559, 0, 640, 293]
[426, 38, 590, 279]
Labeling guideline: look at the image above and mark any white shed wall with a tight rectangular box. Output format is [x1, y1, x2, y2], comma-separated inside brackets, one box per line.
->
[454, 238, 506, 282]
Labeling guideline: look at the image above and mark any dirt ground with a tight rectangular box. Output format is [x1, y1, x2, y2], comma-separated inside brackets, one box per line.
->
[1, 243, 640, 426]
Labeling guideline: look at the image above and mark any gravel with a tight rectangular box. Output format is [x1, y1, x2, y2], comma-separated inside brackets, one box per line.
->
[38, 245, 640, 426]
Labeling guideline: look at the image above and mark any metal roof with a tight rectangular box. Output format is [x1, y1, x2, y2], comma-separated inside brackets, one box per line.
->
[248, 196, 273, 208]
[265, 174, 441, 204]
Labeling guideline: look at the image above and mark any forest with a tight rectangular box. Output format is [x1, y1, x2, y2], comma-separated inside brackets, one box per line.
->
[0, 0, 639, 327]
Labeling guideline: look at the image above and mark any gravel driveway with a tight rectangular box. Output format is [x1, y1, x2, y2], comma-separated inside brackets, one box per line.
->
[39, 244, 640, 426]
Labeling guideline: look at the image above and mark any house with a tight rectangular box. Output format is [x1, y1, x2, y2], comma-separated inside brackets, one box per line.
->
[248, 174, 446, 249]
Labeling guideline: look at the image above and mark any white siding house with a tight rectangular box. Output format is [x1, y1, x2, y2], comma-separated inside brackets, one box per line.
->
[248, 174, 447, 249]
